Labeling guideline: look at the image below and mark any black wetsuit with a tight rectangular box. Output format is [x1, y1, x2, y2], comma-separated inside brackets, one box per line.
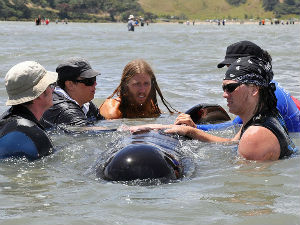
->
[41, 92, 104, 128]
[241, 112, 296, 159]
[0, 105, 54, 160]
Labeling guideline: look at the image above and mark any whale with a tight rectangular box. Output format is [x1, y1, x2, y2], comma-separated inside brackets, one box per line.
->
[96, 104, 231, 182]
[96, 130, 182, 181]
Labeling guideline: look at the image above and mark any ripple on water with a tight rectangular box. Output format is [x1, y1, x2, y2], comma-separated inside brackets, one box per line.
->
[0, 22, 299, 224]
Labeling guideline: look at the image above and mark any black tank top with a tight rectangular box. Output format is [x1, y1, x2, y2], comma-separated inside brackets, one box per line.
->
[240, 112, 296, 159]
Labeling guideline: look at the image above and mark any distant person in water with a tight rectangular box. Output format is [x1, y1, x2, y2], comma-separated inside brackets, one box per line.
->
[128, 15, 136, 31]
[35, 15, 41, 25]
[99, 59, 177, 119]
[140, 17, 145, 26]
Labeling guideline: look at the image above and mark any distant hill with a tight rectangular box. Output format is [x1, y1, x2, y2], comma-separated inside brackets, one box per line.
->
[138, 0, 299, 20]
[0, 0, 299, 22]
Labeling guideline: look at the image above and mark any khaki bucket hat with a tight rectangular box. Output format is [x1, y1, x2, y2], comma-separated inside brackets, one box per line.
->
[5, 61, 58, 106]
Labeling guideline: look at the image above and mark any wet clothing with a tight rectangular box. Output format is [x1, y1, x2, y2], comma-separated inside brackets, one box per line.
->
[42, 91, 103, 128]
[128, 19, 135, 31]
[0, 105, 54, 160]
[273, 81, 300, 132]
[240, 112, 297, 159]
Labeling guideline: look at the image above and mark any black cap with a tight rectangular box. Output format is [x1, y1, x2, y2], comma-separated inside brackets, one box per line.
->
[217, 41, 263, 68]
[56, 57, 100, 81]
[102, 144, 178, 181]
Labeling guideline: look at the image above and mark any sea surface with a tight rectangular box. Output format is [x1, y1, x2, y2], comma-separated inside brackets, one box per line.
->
[0, 21, 299, 225]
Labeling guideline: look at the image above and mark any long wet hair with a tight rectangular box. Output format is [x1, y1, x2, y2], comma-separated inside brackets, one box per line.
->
[107, 59, 177, 117]
[256, 84, 278, 116]
[255, 51, 278, 116]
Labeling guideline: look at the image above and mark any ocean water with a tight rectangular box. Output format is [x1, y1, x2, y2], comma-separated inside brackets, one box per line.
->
[0, 21, 299, 225]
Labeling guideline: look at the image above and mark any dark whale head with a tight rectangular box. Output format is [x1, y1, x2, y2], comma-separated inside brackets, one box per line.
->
[101, 144, 180, 181]
[185, 104, 231, 124]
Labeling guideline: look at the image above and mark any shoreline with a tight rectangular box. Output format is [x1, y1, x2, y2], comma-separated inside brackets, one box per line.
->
[1, 20, 299, 25]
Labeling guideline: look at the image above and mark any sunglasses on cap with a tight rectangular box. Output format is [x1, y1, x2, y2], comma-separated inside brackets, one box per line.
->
[222, 83, 243, 93]
[74, 77, 96, 86]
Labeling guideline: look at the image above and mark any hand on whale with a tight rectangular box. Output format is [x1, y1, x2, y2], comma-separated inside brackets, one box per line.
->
[119, 124, 172, 134]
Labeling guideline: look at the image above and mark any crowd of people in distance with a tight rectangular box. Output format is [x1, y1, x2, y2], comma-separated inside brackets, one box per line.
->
[35, 15, 68, 25]
[35, 15, 50, 25]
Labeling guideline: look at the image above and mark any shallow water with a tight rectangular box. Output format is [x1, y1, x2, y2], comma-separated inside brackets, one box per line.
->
[0, 21, 299, 225]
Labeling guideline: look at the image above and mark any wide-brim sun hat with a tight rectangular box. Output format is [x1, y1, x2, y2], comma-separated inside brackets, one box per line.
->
[5, 61, 58, 106]
[128, 15, 134, 20]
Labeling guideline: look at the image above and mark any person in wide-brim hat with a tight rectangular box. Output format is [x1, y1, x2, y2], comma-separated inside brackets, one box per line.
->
[0, 61, 58, 160]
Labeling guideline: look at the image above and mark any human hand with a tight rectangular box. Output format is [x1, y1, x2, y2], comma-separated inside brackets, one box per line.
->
[164, 124, 191, 136]
[174, 113, 196, 128]
[121, 124, 171, 134]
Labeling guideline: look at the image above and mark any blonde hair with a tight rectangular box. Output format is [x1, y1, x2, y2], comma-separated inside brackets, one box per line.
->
[108, 59, 176, 117]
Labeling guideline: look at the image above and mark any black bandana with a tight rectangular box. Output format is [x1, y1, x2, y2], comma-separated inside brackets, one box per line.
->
[224, 56, 273, 87]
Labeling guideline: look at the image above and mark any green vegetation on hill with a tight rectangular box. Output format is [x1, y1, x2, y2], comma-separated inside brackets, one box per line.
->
[0, 0, 147, 22]
[0, 0, 299, 22]
[139, 0, 300, 20]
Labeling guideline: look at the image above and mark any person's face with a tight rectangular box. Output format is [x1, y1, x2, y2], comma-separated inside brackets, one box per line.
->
[222, 80, 249, 115]
[127, 73, 151, 105]
[71, 77, 97, 106]
[39, 83, 55, 111]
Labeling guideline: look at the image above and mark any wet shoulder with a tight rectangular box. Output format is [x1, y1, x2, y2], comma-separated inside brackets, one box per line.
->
[99, 98, 122, 119]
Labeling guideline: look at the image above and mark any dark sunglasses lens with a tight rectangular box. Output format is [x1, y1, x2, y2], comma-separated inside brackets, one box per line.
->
[77, 77, 96, 86]
[222, 83, 240, 93]
[84, 77, 96, 86]
[49, 83, 56, 89]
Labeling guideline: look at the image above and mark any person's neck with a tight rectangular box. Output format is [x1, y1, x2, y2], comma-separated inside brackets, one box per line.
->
[126, 101, 154, 118]
[57, 88, 84, 107]
[239, 105, 257, 126]
[67, 92, 84, 107]
[24, 104, 45, 121]
[62, 92, 82, 107]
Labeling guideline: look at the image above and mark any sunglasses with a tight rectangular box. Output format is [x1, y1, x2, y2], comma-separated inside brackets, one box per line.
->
[49, 82, 56, 90]
[222, 83, 242, 93]
[74, 77, 96, 86]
